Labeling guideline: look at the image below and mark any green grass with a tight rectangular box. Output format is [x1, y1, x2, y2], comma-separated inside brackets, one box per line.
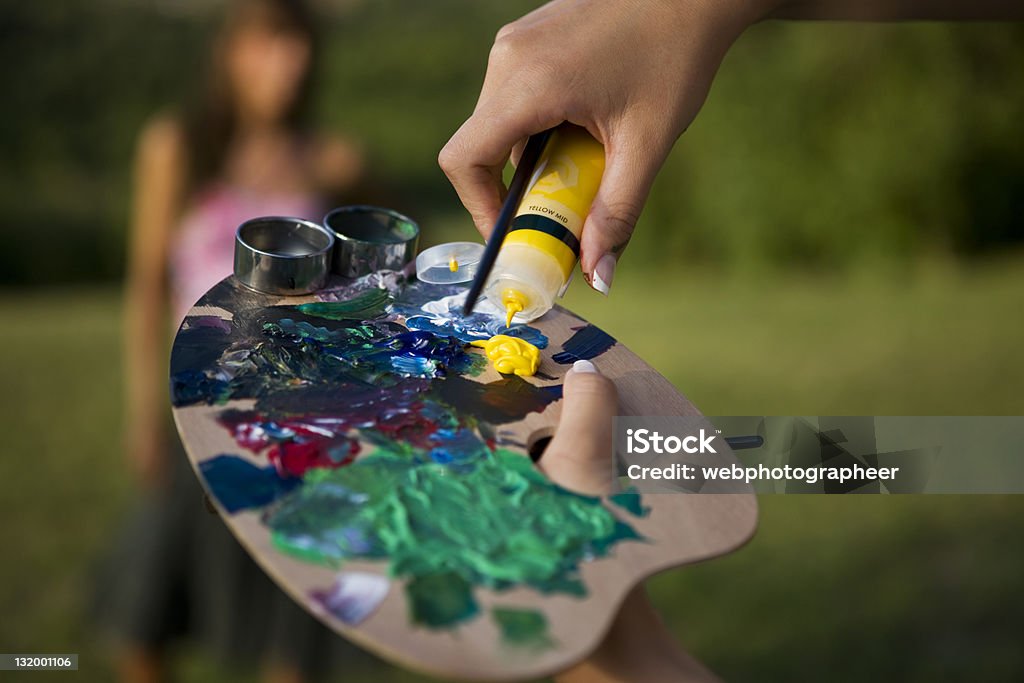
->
[563, 253, 1024, 415]
[1, 256, 1022, 681]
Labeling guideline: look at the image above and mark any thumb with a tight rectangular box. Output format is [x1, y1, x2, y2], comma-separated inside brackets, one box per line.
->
[539, 360, 619, 496]
[580, 126, 669, 296]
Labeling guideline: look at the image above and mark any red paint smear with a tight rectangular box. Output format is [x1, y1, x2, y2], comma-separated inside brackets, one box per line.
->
[268, 437, 360, 478]
[218, 412, 363, 477]
[373, 409, 441, 449]
[215, 400, 454, 478]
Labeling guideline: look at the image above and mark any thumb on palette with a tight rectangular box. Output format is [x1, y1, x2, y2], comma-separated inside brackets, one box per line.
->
[539, 360, 618, 496]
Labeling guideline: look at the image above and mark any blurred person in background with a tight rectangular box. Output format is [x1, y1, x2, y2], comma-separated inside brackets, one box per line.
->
[92, 1, 365, 682]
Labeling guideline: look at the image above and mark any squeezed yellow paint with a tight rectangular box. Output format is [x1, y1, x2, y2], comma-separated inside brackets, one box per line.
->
[502, 289, 527, 327]
[504, 306, 516, 328]
[471, 334, 541, 377]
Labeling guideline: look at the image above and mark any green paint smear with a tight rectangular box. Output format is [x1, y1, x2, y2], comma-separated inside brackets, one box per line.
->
[407, 573, 479, 628]
[491, 607, 553, 650]
[267, 448, 642, 627]
[297, 289, 393, 321]
[609, 489, 650, 517]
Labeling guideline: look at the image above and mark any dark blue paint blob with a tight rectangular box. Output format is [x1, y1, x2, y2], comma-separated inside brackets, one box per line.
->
[436, 375, 563, 425]
[199, 454, 300, 513]
[170, 324, 233, 379]
[552, 325, 616, 364]
[500, 326, 549, 349]
[365, 330, 477, 379]
[170, 369, 230, 407]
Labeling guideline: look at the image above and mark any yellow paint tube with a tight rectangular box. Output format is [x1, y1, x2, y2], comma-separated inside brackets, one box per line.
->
[483, 124, 605, 325]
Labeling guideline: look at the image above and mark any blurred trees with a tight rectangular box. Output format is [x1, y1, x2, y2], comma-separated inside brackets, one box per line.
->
[1, 0, 1021, 285]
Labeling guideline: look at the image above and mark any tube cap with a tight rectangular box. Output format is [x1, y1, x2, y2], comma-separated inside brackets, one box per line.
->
[415, 242, 485, 284]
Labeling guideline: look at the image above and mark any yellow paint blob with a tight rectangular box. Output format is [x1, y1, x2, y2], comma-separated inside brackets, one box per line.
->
[502, 289, 527, 327]
[449, 256, 459, 272]
[471, 335, 541, 377]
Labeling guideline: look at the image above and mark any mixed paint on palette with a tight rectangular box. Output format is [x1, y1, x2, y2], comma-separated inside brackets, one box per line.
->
[170, 276, 644, 648]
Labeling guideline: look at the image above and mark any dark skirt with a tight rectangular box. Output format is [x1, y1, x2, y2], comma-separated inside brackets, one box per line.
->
[90, 439, 377, 678]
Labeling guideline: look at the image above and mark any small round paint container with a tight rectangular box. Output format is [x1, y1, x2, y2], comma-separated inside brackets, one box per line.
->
[234, 216, 335, 295]
[324, 205, 419, 278]
[415, 241, 485, 284]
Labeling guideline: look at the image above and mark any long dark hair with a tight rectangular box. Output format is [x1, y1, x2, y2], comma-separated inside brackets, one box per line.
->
[182, 0, 317, 192]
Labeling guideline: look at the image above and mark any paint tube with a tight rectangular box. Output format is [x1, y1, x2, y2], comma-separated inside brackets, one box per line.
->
[482, 125, 605, 325]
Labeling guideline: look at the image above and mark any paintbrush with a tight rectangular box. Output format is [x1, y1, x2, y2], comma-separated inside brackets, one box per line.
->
[462, 128, 555, 316]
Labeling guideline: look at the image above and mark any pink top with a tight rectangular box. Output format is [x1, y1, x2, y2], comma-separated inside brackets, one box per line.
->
[169, 183, 323, 324]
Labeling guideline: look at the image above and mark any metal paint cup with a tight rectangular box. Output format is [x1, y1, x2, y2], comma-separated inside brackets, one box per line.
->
[324, 205, 419, 278]
[233, 216, 334, 295]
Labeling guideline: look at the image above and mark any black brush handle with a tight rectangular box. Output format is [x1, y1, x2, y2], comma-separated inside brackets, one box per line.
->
[725, 435, 765, 450]
[462, 128, 556, 316]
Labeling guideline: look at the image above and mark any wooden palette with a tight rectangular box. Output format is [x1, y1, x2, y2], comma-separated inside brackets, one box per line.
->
[170, 275, 757, 681]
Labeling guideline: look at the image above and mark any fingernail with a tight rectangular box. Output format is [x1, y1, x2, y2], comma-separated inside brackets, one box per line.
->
[571, 359, 598, 374]
[592, 253, 616, 296]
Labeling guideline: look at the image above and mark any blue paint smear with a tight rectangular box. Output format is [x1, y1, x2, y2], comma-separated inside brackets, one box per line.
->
[170, 369, 229, 406]
[199, 454, 300, 513]
[171, 313, 484, 407]
[404, 315, 548, 349]
[552, 325, 616, 364]
[363, 330, 481, 379]
[425, 428, 491, 468]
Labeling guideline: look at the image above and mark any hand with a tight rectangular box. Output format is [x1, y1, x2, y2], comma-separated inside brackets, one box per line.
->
[440, 0, 765, 294]
[538, 359, 619, 495]
[541, 360, 720, 683]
